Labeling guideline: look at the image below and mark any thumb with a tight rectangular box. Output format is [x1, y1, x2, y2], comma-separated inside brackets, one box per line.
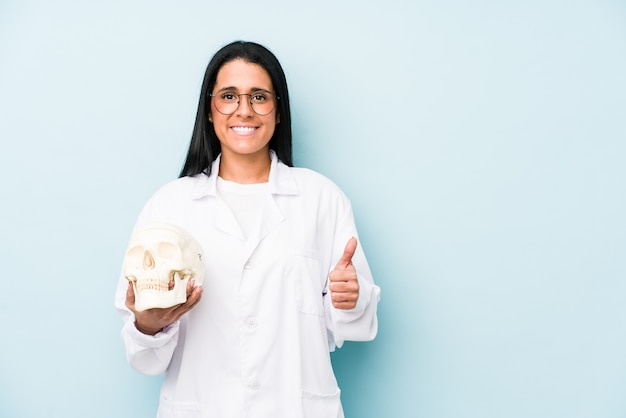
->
[335, 237, 358, 270]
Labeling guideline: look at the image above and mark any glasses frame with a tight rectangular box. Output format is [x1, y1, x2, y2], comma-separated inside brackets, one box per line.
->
[209, 90, 280, 116]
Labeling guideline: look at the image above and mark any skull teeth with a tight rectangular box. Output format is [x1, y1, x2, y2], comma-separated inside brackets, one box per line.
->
[136, 278, 175, 292]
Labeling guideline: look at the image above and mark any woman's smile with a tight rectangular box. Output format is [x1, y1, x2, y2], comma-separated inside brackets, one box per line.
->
[230, 125, 258, 136]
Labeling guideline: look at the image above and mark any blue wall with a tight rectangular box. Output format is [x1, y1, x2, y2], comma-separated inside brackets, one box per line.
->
[1, 1, 625, 417]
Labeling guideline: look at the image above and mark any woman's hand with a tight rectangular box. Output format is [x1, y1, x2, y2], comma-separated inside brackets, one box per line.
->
[329, 237, 360, 310]
[125, 279, 203, 335]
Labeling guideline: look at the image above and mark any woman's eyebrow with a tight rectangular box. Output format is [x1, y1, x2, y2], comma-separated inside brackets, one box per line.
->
[214, 86, 272, 93]
[214, 86, 237, 92]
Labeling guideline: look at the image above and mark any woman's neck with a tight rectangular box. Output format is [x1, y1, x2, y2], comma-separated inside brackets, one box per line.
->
[218, 152, 271, 184]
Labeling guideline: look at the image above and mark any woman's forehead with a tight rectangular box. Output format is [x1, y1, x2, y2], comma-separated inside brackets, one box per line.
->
[214, 59, 273, 91]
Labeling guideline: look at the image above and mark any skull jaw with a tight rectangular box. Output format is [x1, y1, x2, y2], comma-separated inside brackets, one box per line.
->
[132, 280, 189, 312]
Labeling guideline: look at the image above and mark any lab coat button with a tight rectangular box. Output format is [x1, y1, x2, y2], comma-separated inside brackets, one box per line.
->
[248, 381, 261, 390]
[246, 317, 257, 328]
[244, 260, 254, 269]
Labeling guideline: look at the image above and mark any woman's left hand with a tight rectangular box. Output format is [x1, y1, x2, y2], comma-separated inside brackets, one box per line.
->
[329, 237, 360, 310]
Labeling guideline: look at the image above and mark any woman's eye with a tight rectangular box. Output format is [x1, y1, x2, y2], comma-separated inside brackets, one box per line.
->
[222, 93, 236, 101]
[252, 94, 267, 102]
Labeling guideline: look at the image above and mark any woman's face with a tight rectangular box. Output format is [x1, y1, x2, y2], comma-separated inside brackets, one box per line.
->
[210, 59, 279, 162]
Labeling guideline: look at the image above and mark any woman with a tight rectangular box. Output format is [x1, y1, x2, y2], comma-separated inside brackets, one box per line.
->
[115, 40, 380, 418]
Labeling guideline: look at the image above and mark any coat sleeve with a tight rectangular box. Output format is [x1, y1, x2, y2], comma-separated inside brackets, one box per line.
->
[323, 192, 381, 351]
[114, 276, 180, 375]
[114, 196, 181, 376]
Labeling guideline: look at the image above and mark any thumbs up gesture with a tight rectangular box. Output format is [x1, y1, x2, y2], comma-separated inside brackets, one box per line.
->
[329, 237, 360, 310]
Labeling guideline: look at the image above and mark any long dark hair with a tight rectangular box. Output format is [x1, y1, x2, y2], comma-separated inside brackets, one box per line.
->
[179, 41, 293, 178]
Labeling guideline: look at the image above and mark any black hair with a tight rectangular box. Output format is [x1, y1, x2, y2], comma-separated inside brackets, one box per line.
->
[179, 41, 292, 178]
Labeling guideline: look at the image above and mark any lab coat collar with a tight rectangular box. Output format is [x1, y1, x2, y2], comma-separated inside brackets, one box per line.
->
[190, 151, 299, 199]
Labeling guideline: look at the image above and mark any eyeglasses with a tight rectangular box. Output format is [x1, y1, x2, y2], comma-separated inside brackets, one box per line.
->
[209, 90, 279, 116]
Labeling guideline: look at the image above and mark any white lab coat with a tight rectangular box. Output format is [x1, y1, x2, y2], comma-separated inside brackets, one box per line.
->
[115, 152, 380, 418]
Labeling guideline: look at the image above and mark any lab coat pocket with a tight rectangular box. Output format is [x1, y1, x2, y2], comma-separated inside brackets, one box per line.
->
[292, 249, 324, 316]
[302, 388, 342, 418]
[157, 397, 202, 418]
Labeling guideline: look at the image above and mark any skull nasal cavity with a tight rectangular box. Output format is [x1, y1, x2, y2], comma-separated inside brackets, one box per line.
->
[143, 250, 155, 269]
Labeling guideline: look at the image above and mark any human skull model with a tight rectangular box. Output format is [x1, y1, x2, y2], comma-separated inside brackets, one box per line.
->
[123, 222, 204, 312]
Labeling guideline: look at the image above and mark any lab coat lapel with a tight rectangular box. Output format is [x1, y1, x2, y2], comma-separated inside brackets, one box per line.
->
[259, 195, 285, 243]
[243, 194, 284, 257]
[194, 155, 244, 241]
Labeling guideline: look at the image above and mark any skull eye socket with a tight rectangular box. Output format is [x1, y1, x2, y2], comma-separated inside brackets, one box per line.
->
[126, 246, 144, 260]
[157, 242, 179, 258]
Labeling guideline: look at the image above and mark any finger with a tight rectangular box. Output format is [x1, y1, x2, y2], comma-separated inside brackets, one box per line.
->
[186, 285, 203, 306]
[186, 287, 203, 310]
[171, 285, 203, 316]
[329, 264, 358, 283]
[335, 237, 358, 270]
[331, 291, 358, 310]
[329, 278, 359, 292]
[331, 291, 357, 301]
[125, 281, 136, 311]
[186, 279, 196, 295]
[333, 300, 357, 310]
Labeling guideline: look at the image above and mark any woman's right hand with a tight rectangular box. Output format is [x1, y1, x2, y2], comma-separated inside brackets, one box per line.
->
[125, 279, 203, 335]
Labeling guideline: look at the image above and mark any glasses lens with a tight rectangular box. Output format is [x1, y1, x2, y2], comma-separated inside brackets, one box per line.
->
[250, 92, 274, 116]
[212, 92, 277, 115]
[213, 92, 238, 115]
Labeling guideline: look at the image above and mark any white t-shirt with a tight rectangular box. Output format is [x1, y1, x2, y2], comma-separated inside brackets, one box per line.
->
[217, 177, 268, 241]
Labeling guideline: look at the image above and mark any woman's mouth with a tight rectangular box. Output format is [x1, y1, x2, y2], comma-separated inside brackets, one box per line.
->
[231, 126, 258, 135]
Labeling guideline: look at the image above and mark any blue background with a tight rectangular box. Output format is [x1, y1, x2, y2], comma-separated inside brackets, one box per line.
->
[1, 1, 625, 417]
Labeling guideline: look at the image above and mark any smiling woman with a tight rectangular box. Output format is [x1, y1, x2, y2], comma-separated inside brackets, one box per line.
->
[114, 40, 381, 418]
